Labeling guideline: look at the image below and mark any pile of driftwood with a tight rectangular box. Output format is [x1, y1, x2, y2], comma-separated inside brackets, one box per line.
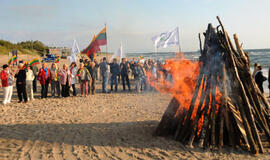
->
[154, 17, 270, 154]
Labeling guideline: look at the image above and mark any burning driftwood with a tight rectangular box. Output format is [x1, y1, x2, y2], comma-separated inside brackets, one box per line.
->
[154, 17, 270, 154]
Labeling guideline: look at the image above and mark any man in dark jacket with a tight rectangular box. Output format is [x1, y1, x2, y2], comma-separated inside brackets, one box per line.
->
[100, 57, 109, 93]
[255, 65, 267, 93]
[15, 63, 28, 103]
[87, 61, 99, 95]
[120, 58, 131, 91]
[110, 58, 120, 92]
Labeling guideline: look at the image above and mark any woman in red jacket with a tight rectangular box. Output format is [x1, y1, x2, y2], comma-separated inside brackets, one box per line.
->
[38, 63, 51, 98]
[0, 64, 14, 105]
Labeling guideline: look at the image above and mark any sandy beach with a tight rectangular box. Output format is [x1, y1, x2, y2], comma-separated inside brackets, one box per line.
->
[0, 55, 269, 160]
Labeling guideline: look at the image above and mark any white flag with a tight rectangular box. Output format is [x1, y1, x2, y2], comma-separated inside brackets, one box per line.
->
[71, 39, 80, 56]
[152, 27, 179, 49]
[111, 44, 124, 60]
[69, 39, 80, 64]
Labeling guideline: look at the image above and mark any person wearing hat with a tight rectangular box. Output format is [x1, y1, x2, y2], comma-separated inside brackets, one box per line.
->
[0, 64, 14, 105]
[15, 63, 28, 103]
[25, 64, 35, 101]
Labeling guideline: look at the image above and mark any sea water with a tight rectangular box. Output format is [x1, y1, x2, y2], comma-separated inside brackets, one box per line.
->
[127, 49, 270, 93]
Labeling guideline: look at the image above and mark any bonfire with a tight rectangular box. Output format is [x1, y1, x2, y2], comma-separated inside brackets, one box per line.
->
[150, 17, 270, 154]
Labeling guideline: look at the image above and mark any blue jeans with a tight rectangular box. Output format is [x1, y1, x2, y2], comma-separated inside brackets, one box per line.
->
[102, 74, 108, 92]
[111, 74, 118, 91]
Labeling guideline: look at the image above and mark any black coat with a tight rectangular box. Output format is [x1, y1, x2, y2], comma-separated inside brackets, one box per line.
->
[15, 69, 26, 85]
[255, 70, 267, 93]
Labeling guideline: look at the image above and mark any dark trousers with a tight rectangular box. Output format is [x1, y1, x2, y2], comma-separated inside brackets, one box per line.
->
[33, 76, 37, 92]
[17, 84, 27, 102]
[121, 73, 130, 91]
[41, 79, 49, 98]
[90, 79, 96, 95]
[71, 84, 76, 96]
[111, 74, 118, 91]
[51, 80, 60, 97]
[61, 85, 70, 97]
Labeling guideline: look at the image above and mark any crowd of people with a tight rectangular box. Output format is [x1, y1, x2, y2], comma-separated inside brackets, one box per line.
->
[1, 57, 269, 105]
[0, 57, 166, 105]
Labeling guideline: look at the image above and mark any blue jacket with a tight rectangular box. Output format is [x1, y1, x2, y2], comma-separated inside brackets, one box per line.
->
[110, 63, 120, 75]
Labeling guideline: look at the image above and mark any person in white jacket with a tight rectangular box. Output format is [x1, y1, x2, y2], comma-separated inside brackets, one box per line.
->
[26, 64, 35, 101]
[70, 62, 77, 96]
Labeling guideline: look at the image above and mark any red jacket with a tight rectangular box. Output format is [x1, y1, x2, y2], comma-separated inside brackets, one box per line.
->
[38, 68, 51, 85]
[0, 70, 9, 87]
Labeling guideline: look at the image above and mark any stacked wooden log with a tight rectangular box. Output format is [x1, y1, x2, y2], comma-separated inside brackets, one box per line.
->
[154, 17, 270, 154]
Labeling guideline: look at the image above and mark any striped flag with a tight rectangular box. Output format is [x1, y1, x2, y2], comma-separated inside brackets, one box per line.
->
[82, 34, 101, 60]
[95, 26, 107, 46]
[55, 56, 60, 63]
[29, 58, 40, 66]
[8, 55, 17, 65]
[82, 26, 107, 60]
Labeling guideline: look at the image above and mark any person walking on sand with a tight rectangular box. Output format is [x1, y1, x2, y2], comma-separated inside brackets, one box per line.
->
[100, 57, 110, 93]
[120, 58, 131, 91]
[70, 62, 77, 96]
[50, 63, 61, 98]
[38, 63, 51, 99]
[0, 64, 14, 105]
[110, 58, 120, 92]
[25, 64, 35, 101]
[255, 65, 267, 93]
[59, 64, 71, 97]
[15, 63, 28, 103]
[77, 63, 91, 96]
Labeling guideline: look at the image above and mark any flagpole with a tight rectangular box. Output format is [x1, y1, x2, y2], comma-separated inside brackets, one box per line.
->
[105, 23, 108, 58]
[178, 27, 181, 53]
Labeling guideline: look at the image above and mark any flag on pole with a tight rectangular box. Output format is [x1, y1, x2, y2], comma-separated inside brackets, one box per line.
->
[152, 27, 179, 49]
[111, 44, 124, 60]
[82, 34, 101, 60]
[72, 39, 80, 55]
[29, 58, 39, 66]
[8, 55, 17, 65]
[68, 39, 80, 64]
[95, 26, 107, 46]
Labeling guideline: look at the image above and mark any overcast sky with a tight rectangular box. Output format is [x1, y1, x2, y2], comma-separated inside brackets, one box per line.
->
[0, 0, 270, 53]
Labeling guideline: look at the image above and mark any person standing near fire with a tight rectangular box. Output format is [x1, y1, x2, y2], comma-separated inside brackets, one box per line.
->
[268, 67, 270, 97]
[255, 65, 267, 93]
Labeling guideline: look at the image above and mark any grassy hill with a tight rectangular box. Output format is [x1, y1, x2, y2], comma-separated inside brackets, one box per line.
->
[0, 40, 49, 56]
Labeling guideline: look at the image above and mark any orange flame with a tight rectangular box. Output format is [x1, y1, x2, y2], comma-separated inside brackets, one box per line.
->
[147, 54, 222, 137]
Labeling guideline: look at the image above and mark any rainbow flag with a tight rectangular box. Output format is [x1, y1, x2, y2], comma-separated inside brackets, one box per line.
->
[55, 56, 60, 63]
[29, 58, 39, 66]
[95, 26, 107, 46]
[8, 55, 17, 65]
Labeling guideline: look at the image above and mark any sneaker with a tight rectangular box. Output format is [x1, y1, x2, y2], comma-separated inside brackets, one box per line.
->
[18, 101, 22, 103]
